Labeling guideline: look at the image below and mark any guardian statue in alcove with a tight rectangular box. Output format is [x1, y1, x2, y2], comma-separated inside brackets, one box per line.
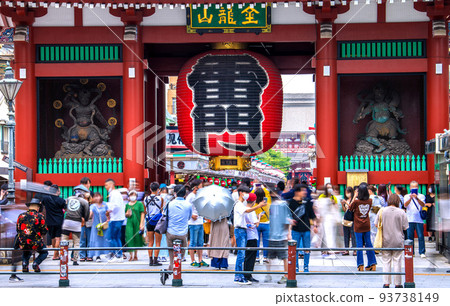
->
[352, 82, 412, 155]
[54, 81, 115, 159]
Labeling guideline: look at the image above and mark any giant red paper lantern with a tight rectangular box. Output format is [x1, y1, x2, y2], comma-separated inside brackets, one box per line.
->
[177, 49, 283, 157]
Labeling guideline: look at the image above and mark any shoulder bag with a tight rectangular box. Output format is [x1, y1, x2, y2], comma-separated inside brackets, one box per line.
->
[373, 208, 383, 249]
[154, 201, 169, 234]
[411, 198, 427, 220]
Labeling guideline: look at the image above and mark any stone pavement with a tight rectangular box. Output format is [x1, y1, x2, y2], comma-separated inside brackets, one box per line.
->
[0, 240, 448, 288]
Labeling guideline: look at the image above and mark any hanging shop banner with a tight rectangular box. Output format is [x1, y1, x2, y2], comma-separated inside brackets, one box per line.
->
[177, 49, 283, 157]
[187, 3, 271, 34]
[166, 126, 190, 153]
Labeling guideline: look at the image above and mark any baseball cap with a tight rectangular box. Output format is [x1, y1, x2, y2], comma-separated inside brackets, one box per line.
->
[247, 193, 257, 203]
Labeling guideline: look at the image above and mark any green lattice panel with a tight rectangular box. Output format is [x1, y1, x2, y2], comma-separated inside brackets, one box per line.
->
[339, 40, 425, 59]
[37, 44, 122, 63]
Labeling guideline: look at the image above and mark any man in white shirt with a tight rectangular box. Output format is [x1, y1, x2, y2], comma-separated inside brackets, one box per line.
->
[233, 185, 266, 285]
[104, 179, 125, 262]
[404, 181, 426, 258]
[186, 179, 209, 267]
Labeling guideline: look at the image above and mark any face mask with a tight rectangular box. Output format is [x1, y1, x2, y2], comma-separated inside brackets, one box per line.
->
[327, 188, 333, 194]
[232, 186, 237, 190]
[428, 188, 433, 193]
[243, 193, 250, 200]
[122, 195, 128, 200]
[129, 195, 137, 202]
[169, 190, 174, 195]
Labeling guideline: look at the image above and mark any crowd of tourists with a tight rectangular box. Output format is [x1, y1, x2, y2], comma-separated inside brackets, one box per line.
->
[3, 176, 435, 288]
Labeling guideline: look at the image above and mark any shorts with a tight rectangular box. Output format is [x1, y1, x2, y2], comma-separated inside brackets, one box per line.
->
[268, 240, 288, 260]
[146, 223, 156, 232]
[188, 224, 204, 247]
[47, 225, 62, 239]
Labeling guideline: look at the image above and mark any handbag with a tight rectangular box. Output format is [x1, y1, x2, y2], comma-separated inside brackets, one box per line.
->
[374, 208, 383, 249]
[96, 205, 109, 231]
[412, 198, 427, 220]
[155, 201, 169, 234]
[203, 219, 211, 235]
[343, 209, 354, 222]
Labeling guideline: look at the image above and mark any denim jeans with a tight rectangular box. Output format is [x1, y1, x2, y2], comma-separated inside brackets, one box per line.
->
[23, 249, 48, 265]
[292, 230, 311, 270]
[355, 231, 377, 267]
[407, 222, 425, 255]
[256, 223, 270, 258]
[109, 220, 123, 257]
[343, 225, 356, 248]
[80, 226, 92, 259]
[234, 228, 247, 280]
[189, 224, 204, 247]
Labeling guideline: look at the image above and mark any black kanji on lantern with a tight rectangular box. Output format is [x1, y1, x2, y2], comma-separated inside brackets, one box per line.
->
[187, 54, 268, 155]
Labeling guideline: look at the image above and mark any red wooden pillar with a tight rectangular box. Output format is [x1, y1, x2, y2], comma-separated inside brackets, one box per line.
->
[122, 29, 145, 189]
[315, 23, 338, 186]
[144, 72, 157, 183]
[426, 19, 449, 183]
[14, 28, 37, 180]
[156, 78, 167, 183]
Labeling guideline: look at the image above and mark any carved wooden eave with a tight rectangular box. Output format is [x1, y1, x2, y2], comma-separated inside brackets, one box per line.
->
[0, 5, 47, 25]
[414, 0, 450, 19]
[0, 0, 437, 10]
[302, 0, 351, 23]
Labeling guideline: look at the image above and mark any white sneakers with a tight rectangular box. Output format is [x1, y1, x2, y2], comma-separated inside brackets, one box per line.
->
[420, 254, 427, 258]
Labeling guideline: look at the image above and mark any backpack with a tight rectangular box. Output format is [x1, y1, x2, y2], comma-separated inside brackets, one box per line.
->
[144, 195, 162, 226]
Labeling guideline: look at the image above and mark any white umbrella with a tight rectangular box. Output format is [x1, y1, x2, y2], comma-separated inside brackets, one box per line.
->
[192, 184, 234, 222]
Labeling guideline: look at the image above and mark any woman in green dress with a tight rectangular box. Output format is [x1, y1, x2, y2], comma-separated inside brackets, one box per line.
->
[125, 190, 145, 261]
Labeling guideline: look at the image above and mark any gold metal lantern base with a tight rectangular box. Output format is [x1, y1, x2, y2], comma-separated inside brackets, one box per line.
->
[209, 156, 252, 171]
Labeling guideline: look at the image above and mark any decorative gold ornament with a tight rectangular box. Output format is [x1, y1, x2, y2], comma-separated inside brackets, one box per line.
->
[107, 99, 117, 108]
[55, 119, 64, 128]
[62, 84, 71, 92]
[53, 100, 63, 109]
[97, 82, 106, 92]
[80, 79, 89, 85]
[211, 42, 248, 50]
[108, 117, 118, 126]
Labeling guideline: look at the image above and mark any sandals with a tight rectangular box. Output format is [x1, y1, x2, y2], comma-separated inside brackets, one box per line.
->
[365, 264, 377, 271]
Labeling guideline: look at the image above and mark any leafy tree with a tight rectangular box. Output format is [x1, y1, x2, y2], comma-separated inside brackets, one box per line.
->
[256, 149, 291, 174]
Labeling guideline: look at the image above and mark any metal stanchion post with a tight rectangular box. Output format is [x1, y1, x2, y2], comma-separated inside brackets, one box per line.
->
[59, 241, 70, 287]
[287, 240, 297, 288]
[404, 239, 415, 288]
[172, 239, 183, 287]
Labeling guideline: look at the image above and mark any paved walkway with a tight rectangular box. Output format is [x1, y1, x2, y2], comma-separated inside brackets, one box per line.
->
[0, 240, 448, 288]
